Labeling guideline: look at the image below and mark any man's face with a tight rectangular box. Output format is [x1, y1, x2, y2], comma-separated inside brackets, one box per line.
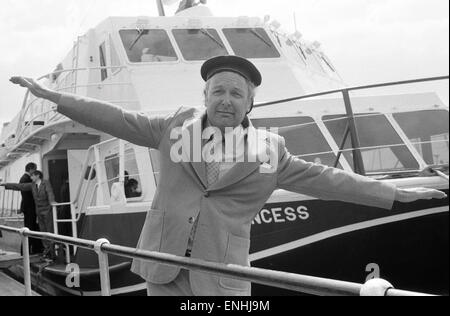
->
[205, 72, 251, 131]
[30, 174, 38, 183]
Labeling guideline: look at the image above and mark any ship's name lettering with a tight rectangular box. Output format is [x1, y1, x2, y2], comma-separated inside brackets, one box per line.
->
[252, 206, 309, 225]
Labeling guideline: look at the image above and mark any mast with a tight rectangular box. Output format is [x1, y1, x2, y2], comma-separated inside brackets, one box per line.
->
[156, 0, 166, 16]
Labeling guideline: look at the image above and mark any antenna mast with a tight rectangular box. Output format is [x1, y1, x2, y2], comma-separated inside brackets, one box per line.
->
[156, 0, 166, 16]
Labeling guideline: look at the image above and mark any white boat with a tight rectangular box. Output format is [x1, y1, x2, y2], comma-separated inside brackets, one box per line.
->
[0, 0, 448, 296]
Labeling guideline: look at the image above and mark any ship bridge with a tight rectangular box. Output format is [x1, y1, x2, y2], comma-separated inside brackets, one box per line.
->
[48, 14, 344, 114]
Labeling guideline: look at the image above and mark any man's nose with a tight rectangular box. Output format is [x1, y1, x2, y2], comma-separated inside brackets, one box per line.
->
[221, 93, 232, 106]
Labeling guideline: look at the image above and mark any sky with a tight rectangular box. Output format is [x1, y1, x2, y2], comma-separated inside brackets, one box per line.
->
[0, 0, 448, 127]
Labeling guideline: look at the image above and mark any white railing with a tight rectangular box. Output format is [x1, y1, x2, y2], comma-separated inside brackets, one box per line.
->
[0, 225, 436, 297]
[14, 65, 136, 145]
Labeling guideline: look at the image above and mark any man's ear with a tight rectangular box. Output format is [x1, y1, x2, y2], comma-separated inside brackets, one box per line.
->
[246, 98, 255, 115]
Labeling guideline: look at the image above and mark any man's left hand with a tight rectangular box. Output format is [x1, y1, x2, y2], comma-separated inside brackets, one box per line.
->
[395, 187, 447, 203]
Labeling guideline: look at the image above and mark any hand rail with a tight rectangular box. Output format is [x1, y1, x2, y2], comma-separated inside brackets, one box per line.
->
[0, 225, 436, 297]
[255, 75, 449, 176]
[255, 75, 449, 108]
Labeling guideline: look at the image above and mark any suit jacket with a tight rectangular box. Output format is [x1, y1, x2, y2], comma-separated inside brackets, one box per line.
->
[19, 173, 36, 215]
[5, 180, 55, 214]
[57, 93, 396, 296]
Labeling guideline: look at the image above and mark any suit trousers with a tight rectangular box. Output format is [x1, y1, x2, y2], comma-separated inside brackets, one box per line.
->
[37, 210, 54, 255]
[22, 209, 43, 255]
[147, 269, 194, 296]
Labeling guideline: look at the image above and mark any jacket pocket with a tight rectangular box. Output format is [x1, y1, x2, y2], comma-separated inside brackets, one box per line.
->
[219, 234, 251, 292]
[137, 209, 164, 252]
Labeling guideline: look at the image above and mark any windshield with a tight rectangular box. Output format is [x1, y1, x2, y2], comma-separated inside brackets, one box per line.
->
[252, 116, 342, 168]
[172, 29, 228, 61]
[393, 110, 449, 166]
[323, 113, 419, 174]
[223, 28, 280, 59]
[119, 29, 178, 63]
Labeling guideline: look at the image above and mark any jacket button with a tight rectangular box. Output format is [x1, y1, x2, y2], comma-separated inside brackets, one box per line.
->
[188, 217, 195, 224]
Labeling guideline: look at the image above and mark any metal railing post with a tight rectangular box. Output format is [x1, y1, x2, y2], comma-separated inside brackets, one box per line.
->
[94, 238, 111, 296]
[20, 228, 32, 296]
[52, 205, 59, 235]
[342, 89, 366, 175]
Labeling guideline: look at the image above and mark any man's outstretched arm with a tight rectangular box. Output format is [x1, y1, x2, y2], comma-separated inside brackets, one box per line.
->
[0, 182, 33, 192]
[276, 141, 447, 209]
[10, 77, 172, 149]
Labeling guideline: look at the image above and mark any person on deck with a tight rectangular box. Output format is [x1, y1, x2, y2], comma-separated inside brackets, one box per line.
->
[18, 162, 43, 255]
[1, 170, 56, 261]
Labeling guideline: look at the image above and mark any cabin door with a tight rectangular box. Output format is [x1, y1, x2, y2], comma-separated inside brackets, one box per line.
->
[44, 153, 71, 236]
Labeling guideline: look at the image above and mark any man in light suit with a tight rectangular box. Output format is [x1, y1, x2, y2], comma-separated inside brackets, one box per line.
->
[9, 56, 446, 296]
[1, 170, 56, 260]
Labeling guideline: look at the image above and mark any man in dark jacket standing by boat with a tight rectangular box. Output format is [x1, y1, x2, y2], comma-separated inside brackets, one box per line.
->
[1, 170, 56, 260]
[8, 56, 447, 296]
[18, 163, 43, 255]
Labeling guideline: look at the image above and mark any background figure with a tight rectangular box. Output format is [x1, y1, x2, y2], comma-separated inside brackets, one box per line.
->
[1, 170, 56, 260]
[19, 163, 43, 255]
[125, 179, 142, 198]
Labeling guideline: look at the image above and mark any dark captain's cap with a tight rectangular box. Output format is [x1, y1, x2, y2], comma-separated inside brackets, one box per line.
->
[201, 55, 262, 87]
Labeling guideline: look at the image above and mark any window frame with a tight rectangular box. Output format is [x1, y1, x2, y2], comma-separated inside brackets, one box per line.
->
[322, 112, 421, 175]
[390, 109, 449, 168]
[119, 28, 179, 65]
[222, 27, 281, 60]
[252, 115, 345, 169]
[171, 28, 229, 62]
[99, 41, 109, 81]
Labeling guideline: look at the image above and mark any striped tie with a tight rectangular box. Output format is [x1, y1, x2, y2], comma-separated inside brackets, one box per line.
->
[206, 161, 220, 187]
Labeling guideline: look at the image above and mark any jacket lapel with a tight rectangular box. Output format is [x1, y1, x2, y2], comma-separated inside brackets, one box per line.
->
[174, 109, 208, 189]
[209, 126, 274, 191]
[38, 182, 44, 195]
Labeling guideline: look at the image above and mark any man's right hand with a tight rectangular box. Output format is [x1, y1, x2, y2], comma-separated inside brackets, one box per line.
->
[10, 77, 60, 104]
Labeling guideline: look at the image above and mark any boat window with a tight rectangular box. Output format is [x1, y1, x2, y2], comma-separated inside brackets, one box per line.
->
[109, 35, 121, 74]
[282, 37, 306, 66]
[252, 116, 342, 168]
[149, 149, 161, 186]
[320, 55, 336, 73]
[323, 113, 419, 174]
[124, 147, 142, 199]
[99, 42, 108, 81]
[172, 29, 228, 61]
[223, 28, 280, 59]
[307, 50, 325, 74]
[104, 149, 142, 199]
[296, 43, 307, 61]
[105, 153, 120, 193]
[393, 110, 449, 166]
[119, 29, 178, 63]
